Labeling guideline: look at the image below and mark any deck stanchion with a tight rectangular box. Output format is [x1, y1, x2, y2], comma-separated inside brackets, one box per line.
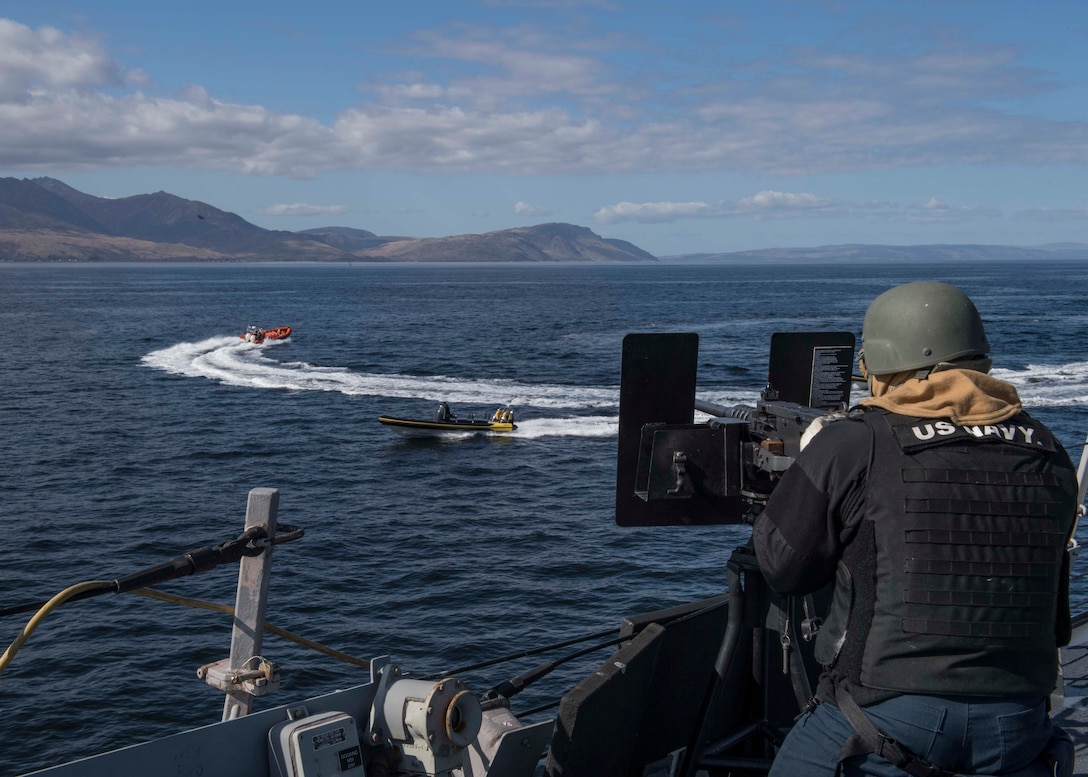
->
[222, 487, 279, 721]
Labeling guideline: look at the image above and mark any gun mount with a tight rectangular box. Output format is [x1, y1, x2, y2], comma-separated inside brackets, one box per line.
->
[616, 331, 856, 527]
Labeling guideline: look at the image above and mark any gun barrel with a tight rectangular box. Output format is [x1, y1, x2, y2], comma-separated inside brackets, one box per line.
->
[695, 399, 754, 422]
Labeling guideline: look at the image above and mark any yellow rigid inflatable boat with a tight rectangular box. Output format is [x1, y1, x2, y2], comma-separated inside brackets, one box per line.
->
[378, 403, 517, 437]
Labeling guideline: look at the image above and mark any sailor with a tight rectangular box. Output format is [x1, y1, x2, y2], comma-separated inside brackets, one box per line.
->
[753, 282, 1077, 776]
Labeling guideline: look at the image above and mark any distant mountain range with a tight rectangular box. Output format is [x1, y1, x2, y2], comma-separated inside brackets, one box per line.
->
[1, 176, 1085, 263]
[0, 177, 656, 263]
[665, 243, 1088, 263]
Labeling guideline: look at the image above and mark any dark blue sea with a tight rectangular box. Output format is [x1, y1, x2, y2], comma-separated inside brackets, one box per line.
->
[2, 260, 1088, 776]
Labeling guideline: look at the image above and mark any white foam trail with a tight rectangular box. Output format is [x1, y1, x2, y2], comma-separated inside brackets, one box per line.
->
[695, 390, 763, 410]
[513, 416, 618, 439]
[703, 365, 1088, 411]
[142, 336, 618, 410]
[144, 339, 1088, 424]
[992, 362, 1088, 408]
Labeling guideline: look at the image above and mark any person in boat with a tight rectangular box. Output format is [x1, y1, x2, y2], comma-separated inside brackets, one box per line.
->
[753, 281, 1078, 776]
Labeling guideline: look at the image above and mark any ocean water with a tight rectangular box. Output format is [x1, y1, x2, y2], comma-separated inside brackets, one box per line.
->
[2, 259, 1087, 775]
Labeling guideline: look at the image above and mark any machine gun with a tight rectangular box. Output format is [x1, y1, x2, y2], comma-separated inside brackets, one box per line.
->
[552, 331, 856, 777]
[616, 331, 856, 527]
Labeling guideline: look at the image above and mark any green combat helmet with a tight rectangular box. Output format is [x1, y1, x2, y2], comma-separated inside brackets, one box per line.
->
[861, 281, 991, 375]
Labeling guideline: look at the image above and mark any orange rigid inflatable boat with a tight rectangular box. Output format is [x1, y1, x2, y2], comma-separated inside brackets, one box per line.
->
[240, 325, 292, 344]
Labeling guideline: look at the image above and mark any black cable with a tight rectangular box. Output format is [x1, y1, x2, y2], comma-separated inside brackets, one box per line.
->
[0, 524, 303, 620]
[421, 626, 618, 679]
[481, 635, 625, 702]
[513, 698, 561, 718]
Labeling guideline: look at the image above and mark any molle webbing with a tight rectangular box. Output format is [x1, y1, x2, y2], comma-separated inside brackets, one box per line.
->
[900, 469, 1063, 638]
[856, 410, 1076, 695]
[903, 469, 1063, 487]
[906, 497, 1063, 519]
[902, 587, 1054, 609]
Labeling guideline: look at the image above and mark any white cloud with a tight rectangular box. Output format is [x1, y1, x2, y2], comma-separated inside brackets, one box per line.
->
[259, 203, 349, 217]
[904, 197, 1001, 223]
[0, 88, 333, 176]
[1018, 207, 1088, 222]
[594, 201, 719, 224]
[594, 191, 1014, 227]
[1, 16, 1087, 180]
[374, 83, 447, 101]
[595, 192, 833, 224]
[0, 19, 122, 102]
[403, 26, 614, 104]
[515, 201, 550, 216]
[737, 191, 832, 212]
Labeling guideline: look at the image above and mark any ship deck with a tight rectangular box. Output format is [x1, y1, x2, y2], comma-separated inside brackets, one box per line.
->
[1057, 617, 1088, 775]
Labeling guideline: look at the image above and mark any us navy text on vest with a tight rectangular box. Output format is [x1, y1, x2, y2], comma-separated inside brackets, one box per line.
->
[893, 419, 1057, 452]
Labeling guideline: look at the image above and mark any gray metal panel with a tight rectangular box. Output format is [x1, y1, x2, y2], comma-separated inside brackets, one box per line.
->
[544, 623, 666, 777]
[24, 682, 378, 777]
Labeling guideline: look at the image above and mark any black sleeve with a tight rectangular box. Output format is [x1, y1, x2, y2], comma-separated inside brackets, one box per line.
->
[753, 418, 871, 595]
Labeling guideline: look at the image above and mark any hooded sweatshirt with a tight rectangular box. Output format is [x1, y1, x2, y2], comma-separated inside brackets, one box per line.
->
[860, 367, 1022, 425]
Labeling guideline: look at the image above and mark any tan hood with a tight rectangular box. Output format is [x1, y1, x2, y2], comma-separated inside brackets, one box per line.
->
[860, 368, 1022, 425]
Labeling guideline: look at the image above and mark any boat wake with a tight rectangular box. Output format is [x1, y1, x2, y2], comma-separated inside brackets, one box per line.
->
[993, 363, 1088, 408]
[141, 338, 1088, 441]
[142, 336, 621, 436]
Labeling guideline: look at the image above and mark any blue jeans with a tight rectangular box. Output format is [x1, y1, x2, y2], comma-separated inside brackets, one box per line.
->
[768, 694, 1055, 776]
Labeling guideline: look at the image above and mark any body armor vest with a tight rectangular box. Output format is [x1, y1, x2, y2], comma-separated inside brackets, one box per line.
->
[829, 410, 1077, 697]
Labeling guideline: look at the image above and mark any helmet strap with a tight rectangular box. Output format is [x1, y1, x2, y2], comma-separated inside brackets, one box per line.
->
[930, 356, 993, 375]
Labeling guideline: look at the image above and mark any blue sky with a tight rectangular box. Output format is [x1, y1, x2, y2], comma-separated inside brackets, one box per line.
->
[1, 1, 1086, 256]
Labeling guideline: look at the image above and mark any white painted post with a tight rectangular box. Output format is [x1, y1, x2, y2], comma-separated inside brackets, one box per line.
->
[222, 487, 279, 721]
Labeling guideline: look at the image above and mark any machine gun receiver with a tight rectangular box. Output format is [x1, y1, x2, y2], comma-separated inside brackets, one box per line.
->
[616, 331, 855, 528]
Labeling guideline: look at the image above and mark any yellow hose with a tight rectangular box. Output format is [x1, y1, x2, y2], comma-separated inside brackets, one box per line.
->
[1, 581, 370, 676]
[0, 580, 114, 676]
